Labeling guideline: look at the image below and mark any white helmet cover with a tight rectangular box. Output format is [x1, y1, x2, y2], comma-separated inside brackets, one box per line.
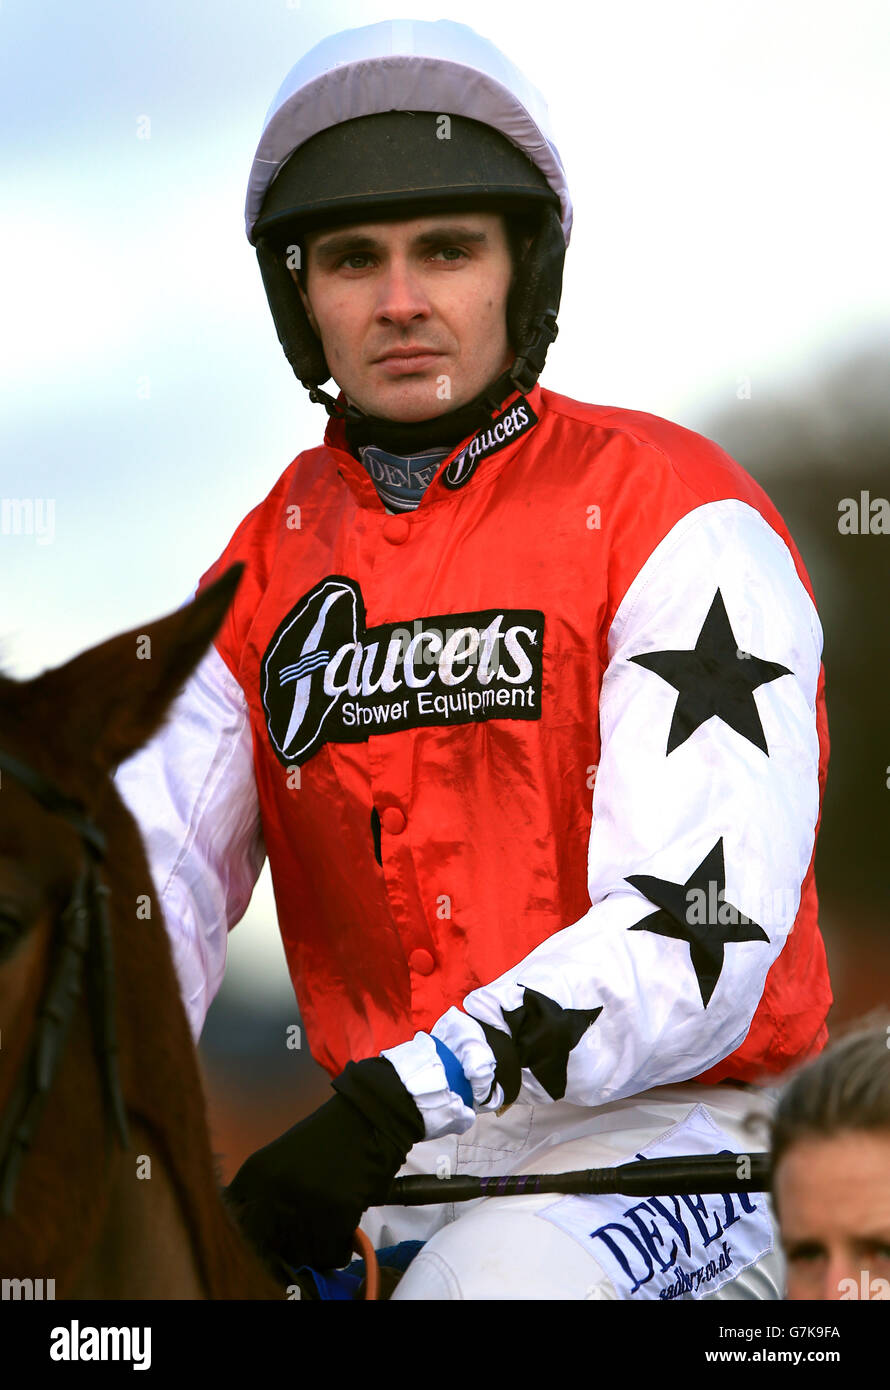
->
[245, 18, 572, 247]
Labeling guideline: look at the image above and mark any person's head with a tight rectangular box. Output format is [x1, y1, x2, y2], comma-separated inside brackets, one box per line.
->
[286, 207, 534, 422]
[244, 20, 571, 437]
[770, 1022, 890, 1300]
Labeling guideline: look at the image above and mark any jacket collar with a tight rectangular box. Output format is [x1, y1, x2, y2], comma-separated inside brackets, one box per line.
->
[323, 381, 544, 464]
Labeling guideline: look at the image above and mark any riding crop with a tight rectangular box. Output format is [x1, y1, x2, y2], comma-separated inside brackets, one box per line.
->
[385, 1151, 771, 1205]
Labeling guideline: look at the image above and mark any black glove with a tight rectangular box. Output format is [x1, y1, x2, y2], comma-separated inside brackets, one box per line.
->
[224, 1056, 424, 1273]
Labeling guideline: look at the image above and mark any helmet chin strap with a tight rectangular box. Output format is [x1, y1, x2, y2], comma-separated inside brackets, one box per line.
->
[302, 370, 506, 455]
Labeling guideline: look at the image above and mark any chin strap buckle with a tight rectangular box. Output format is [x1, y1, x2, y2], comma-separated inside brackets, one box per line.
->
[509, 309, 559, 396]
[305, 382, 363, 422]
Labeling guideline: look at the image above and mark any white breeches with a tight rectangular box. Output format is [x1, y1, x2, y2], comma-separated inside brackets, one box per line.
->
[360, 1081, 783, 1300]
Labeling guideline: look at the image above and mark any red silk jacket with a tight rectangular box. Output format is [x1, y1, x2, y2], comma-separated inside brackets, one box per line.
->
[184, 381, 830, 1104]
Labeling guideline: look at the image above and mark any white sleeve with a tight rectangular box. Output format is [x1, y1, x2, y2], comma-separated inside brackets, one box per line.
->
[114, 639, 266, 1042]
[384, 499, 824, 1137]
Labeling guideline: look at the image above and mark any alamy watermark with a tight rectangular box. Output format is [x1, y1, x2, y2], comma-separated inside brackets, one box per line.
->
[2, 1277, 55, 1299]
[1, 497, 55, 545]
[685, 881, 799, 929]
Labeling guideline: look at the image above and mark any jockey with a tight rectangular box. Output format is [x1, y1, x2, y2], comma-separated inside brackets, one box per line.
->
[115, 18, 831, 1299]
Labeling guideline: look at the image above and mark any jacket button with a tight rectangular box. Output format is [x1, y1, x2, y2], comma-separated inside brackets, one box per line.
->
[409, 948, 435, 976]
[381, 806, 406, 834]
[383, 517, 410, 545]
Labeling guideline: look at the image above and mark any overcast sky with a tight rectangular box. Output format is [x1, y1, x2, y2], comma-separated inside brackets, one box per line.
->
[2, 0, 888, 998]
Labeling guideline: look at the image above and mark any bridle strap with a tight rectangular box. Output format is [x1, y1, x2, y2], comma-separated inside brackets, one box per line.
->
[0, 748, 128, 1216]
[0, 748, 106, 857]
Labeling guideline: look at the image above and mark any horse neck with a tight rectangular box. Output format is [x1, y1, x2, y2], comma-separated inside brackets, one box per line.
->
[103, 787, 285, 1299]
[16, 783, 285, 1300]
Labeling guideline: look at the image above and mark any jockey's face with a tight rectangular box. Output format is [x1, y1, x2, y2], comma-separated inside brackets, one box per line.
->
[775, 1130, 890, 1300]
[292, 211, 515, 422]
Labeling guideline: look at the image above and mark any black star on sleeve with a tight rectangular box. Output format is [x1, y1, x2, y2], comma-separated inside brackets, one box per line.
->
[628, 588, 791, 754]
[501, 986, 602, 1100]
[626, 839, 770, 1007]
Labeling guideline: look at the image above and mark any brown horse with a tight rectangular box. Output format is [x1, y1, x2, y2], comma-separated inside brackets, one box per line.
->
[0, 567, 294, 1298]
